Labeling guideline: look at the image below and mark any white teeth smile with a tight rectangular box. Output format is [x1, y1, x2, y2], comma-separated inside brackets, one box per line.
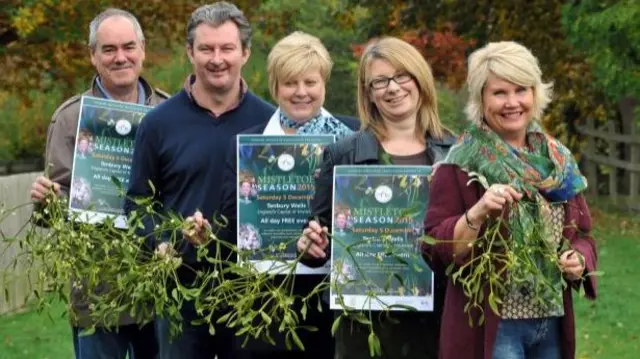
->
[502, 112, 522, 119]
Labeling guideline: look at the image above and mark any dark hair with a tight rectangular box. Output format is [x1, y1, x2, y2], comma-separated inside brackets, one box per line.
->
[186, 2, 252, 49]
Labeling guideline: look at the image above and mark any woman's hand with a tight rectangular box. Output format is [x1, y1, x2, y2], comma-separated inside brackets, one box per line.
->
[452, 184, 523, 256]
[296, 220, 329, 259]
[182, 210, 211, 246]
[559, 250, 585, 281]
[466, 184, 523, 226]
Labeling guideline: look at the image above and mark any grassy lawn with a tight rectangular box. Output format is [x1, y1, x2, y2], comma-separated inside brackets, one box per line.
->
[0, 206, 638, 359]
[574, 208, 640, 359]
[0, 303, 72, 359]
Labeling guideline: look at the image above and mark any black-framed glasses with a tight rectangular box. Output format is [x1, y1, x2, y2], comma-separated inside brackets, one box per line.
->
[369, 73, 413, 90]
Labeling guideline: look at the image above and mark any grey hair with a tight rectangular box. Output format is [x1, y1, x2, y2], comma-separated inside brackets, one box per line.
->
[89, 8, 145, 51]
[186, 2, 252, 49]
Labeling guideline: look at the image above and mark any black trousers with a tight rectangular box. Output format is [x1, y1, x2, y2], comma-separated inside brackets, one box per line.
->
[74, 323, 157, 359]
[334, 311, 440, 359]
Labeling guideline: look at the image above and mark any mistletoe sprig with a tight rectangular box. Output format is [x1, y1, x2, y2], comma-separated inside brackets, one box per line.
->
[0, 177, 435, 358]
[434, 172, 601, 326]
[0, 181, 322, 350]
[1, 185, 206, 334]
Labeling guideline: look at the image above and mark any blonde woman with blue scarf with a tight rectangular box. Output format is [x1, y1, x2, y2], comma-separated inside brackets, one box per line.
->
[218, 31, 359, 359]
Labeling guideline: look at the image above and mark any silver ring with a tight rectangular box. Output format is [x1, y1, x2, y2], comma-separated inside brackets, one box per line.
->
[493, 187, 504, 195]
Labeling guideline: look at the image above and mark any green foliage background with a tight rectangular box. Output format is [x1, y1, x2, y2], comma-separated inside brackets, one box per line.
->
[562, 0, 639, 104]
[0, 1, 638, 357]
[0, 0, 474, 160]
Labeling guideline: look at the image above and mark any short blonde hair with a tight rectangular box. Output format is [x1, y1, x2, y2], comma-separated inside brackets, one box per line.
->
[267, 31, 333, 102]
[357, 37, 445, 141]
[465, 41, 553, 125]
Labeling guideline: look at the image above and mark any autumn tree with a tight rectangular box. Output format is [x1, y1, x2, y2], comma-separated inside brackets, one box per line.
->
[248, 0, 366, 116]
[0, 1, 209, 98]
[562, 0, 639, 128]
[0, 0, 257, 159]
[349, 0, 612, 149]
[352, 25, 475, 91]
[563, 0, 640, 192]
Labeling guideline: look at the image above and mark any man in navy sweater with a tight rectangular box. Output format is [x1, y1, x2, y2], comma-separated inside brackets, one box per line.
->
[125, 2, 275, 359]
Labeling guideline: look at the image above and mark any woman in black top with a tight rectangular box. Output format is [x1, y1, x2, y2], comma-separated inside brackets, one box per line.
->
[297, 37, 455, 359]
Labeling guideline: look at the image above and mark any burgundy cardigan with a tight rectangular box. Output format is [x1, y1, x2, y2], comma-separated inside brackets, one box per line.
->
[424, 164, 597, 359]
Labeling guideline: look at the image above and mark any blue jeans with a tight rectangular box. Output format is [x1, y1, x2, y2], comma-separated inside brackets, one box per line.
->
[73, 326, 80, 358]
[492, 318, 562, 359]
[155, 312, 234, 359]
[76, 324, 157, 359]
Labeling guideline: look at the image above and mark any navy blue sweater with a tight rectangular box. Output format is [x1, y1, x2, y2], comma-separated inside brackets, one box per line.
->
[125, 89, 275, 277]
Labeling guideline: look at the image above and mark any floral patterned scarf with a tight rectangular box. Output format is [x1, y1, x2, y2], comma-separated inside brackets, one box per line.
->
[444, 122, 587, 203]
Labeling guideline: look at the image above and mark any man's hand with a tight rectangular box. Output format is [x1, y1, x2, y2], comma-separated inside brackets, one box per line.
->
[30, 176, 61, 203]
[182, 210, 211, 245]
[155, 242, 177, 258]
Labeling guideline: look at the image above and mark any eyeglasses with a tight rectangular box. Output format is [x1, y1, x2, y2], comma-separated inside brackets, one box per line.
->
[369, 73, 413, 90]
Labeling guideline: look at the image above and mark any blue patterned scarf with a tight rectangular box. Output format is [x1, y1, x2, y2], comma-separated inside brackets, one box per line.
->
[278, 108, 354, 140]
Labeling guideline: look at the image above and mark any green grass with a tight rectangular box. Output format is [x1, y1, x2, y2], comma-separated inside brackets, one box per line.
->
[0, 303, 72, 359]
[573, 207, 640, 359]
[0, 207, 637, 359]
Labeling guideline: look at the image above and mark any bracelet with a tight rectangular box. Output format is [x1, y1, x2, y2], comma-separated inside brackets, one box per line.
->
[464, 211, 480, 231]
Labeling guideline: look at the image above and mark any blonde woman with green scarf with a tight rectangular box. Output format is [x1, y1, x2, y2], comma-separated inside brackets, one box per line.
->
[425, 41, 597, 359]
